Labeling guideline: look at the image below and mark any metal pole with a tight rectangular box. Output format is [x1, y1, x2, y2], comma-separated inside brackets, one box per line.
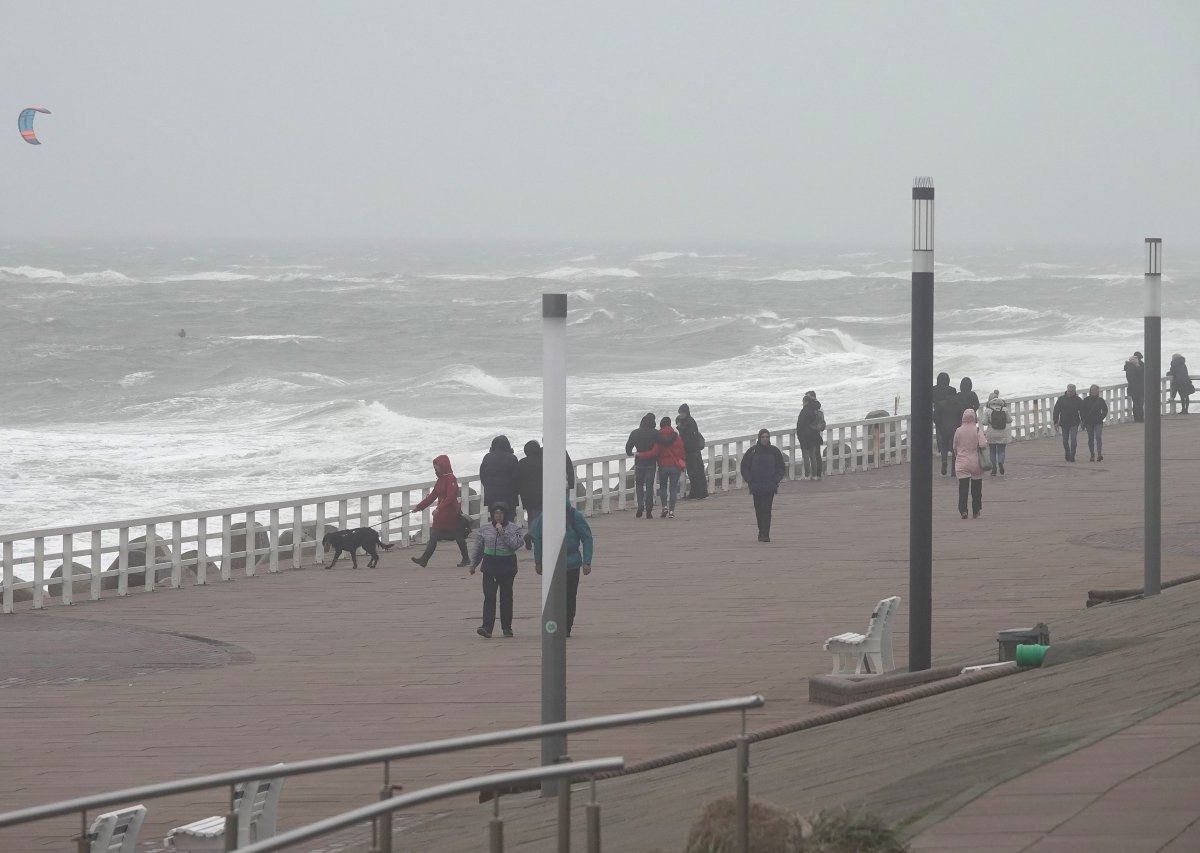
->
[734, 708, 750, 853]
[909, 177, 935, 671]
[75, 810, 88, 853]
[375, 762, 394, 853]
[585, 778, 601, 853]
[556, 755, 572, 853]
[541, 292, 569, 796]
[224, 784, 238, 851]
[489, 796, 504, 853]
[1145, 238, 1162, 597]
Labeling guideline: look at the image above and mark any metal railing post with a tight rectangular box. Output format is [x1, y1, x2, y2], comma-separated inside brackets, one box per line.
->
[735, 711, 750, 853]
[585, 777, 601, 853]
[75, 810, 88, 853]
[374, 761, 395, 853]
[489, 795, 504, 853]
[556, 754, 572, 853]
[224, 784, 238, 852]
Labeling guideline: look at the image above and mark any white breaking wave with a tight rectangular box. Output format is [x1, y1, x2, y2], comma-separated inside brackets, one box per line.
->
[0, 266, 135, 285]
[532, 266, 640, 280]
[225, 335, 324, 341]
[438, 365, 515, 397]
[118, 371, 155, 387]
[758, 269, 856, 282]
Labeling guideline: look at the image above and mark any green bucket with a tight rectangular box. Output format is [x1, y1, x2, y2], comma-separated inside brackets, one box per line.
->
[1015, 643, 1049, 667]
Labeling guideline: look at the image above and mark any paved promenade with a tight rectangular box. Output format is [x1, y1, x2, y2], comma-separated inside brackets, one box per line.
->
[1, 417, 1197, 849]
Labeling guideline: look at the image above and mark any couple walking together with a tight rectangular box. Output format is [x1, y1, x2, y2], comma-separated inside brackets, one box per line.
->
[626, 404, 707, 519]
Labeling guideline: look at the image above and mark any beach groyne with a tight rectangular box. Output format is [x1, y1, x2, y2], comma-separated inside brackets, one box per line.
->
[0, 379, 1168, 613]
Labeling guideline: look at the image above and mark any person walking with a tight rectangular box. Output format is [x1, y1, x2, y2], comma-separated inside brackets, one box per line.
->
[740, 429, 786, 542]
[1169, 353, 1194, 414]
[518, 440, 576, 549]
[1124, 352, 1145, 422]
[795, 391, 826, 480]
[469, 502, 525, 639]
[532, 500, 594, 638]
[676, 404, 708, 500]
[637, 416, 686, 518]
[935, 385, 963, 476]
[953, 409, 988, 519]
[981, 390, 1011, 476]
[1053, 384, 1084, 462]
[932, 372, 954, 412]
[410, 455, 470, 567]
[480, 435, 520, 516]
[958, 377, 981, 414]
[1080, 384, 1109, 462]
[625, 413, 660, 519]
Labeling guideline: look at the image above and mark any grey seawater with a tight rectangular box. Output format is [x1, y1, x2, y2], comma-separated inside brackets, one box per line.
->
[1, 240, 1197, 534]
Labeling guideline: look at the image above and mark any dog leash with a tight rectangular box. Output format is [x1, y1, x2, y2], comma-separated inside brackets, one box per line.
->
[369, 510, 413, 529]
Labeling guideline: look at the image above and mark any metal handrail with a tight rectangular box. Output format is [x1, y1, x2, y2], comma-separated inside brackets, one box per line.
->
[237, 757, 625, 853]
[0, 694, 763, 829]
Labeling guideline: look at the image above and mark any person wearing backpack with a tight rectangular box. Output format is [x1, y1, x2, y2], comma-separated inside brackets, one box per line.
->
[1080, 384, 1109, 462]
[981, 390, 1011, 476]
[795, 391, 826, 480]
[532, 499, 594, 638]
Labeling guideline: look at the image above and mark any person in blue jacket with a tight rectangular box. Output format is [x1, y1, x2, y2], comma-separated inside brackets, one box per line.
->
[532, 500, 594, 638]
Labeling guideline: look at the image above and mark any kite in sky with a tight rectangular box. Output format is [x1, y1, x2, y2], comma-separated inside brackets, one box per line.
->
[18, 107, 51, 145]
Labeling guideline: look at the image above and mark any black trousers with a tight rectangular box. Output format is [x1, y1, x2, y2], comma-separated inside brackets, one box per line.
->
[752, 492, 775, 537]
[419, 529, 469, 563]
[566, 569, 580, 633]
[481, 559, 517, 633]
[684, 450, 708, 499]
[1131, 389, 1145, 422]
[958, 478, 983, 515]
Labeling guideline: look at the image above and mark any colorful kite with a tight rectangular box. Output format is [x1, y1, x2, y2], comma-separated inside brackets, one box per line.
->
[18, 107, 51, 145]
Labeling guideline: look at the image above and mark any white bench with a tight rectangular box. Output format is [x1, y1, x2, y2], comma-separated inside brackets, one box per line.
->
[823, 596, 901, 676]
[87, 805, 146, 853]
[165, 770, 284, 852]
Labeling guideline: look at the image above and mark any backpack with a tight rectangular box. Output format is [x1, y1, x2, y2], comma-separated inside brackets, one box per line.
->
[989, 407, 1008, 430]
[812, 409, 826, 432]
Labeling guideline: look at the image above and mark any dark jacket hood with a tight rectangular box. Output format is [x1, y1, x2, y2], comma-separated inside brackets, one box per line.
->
[523, 440, 542, 457]
[678, 403, 691, 416]
[936, 372, 951, 387]
[490, 435, 513, 454]
[959, 377, 973, 393]
[639, 413, 656, 429]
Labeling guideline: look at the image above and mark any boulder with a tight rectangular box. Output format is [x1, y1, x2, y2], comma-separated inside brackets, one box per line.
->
[685, 796, 810, 853]
[225, 521, 270, 572]
[865, 409, 891, 420]
[49, 561, 99, 596]
[180, 550, 222, 579]
[277, 522, 338, 551]
[104, 535, 174, 587]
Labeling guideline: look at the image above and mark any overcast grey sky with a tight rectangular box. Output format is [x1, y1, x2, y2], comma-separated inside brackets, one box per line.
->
[3, 1, 1198, 245]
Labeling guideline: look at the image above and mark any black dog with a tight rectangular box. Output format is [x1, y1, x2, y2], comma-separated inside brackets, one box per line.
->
[322, 527, 393, 569]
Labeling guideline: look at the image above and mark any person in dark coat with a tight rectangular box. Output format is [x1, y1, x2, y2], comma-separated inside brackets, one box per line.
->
[795, 391, 825, 480]
[480, 435, 520, 514]
[739, 429, 786, 543]
[638, 416, 687, 518]
[932, 372, 954, 411]
[958, 376, 980, 414]
[1080, 384, 1109, 462]
[518, 440, 577, 549]
[1053, 384, 1084, 462]
[1124, 352, 1145, 422]
[935, 386, 963, 476]
[676, 403, 708, 500]
[625, 412, 659, 519]
[1169, 353, 1194, 414]
[410, 455, 470, 568]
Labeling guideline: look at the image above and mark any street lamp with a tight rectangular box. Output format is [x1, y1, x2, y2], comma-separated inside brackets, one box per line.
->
[909, 177, 934, 671]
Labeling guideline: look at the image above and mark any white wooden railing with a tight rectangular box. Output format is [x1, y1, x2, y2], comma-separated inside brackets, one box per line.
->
[0, 379, 1171, 613]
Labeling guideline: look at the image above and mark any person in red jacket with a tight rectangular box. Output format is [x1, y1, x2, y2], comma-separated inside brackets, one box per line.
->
[637, 416, 687, 518]
[410, 455, 470, 568]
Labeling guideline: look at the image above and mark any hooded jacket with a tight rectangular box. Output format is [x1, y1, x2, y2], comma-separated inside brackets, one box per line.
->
[952, 409, 988, 479]
[981, 394, 1011, 444]
[480, 435, 520, 509]
[1080, 393, 1109, 427]
[958, 377, 981, 413]
[1169, 355, 1195, 394]
[470, 501, 525, 571]
[936, 389, 963, 437]
[795, 399, 825, 448]
[638, 424, 686, 470]
[740, 435, 786, 495]
[625, 413, 660, 467]
[1124, 356, 1145, 392]
[932, 373, 954, 412]
[676, 405, 705, 454]
[412, 455, 462, 533]
[517, 441, 577, 512]
[531, 500, 594, 571]
[1053, 391, 1084, 429]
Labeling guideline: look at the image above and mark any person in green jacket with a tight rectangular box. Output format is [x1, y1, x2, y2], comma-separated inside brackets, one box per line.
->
[532, 501, 594, 638]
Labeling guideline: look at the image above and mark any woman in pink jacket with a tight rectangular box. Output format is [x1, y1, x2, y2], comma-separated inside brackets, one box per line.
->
[953, 409, 988, 519]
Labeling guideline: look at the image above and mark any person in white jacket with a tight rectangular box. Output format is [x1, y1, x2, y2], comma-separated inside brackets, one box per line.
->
[981, 390, 1011, 476]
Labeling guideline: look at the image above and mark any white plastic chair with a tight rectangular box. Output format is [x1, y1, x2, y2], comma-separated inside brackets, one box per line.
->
[823, 596, 901, 676]
[165, 768, 284, 852]
[88, 805, 147, 853]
